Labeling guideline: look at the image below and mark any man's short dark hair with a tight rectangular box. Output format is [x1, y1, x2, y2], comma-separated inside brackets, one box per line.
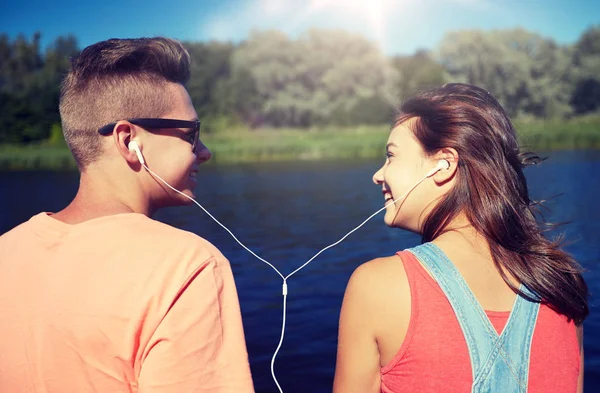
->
[59, 37, 191, 168]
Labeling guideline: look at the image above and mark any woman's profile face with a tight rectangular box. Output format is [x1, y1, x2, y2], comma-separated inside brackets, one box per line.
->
[372, 120, 439, 232]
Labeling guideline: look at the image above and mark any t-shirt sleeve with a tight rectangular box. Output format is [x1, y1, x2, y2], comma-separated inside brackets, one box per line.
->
[137, 257, 254, 393]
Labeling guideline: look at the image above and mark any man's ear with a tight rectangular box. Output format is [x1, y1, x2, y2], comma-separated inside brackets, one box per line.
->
[431, 147, 459, 183]
[112, 121, 140, 164]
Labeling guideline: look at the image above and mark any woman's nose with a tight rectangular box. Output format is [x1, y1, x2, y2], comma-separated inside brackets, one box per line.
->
[373, 166, 384, 185]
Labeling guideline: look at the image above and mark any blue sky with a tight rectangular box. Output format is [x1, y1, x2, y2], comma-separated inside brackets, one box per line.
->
[1, 0, 598, 55]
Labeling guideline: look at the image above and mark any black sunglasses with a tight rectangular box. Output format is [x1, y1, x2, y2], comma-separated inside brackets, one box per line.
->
[98, 118, 201, 151]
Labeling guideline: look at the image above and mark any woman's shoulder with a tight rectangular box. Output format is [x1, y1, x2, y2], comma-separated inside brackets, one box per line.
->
[349, 255, 408, 290]
[343, 254, 414, 365]
[344, 254, 412, 319]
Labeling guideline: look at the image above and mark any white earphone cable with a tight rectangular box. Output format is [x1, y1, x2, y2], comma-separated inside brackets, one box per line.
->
[142, 163, 285, 279]
[285, 174, 429, 280]
[140, 160, 437, 393]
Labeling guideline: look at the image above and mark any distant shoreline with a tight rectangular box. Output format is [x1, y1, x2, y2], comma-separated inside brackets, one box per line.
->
[1, 120, 599, 171]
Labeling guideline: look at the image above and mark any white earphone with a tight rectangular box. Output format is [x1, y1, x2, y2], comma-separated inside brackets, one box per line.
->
[128, 141, 145, 165]
[425, 159, 450, 178]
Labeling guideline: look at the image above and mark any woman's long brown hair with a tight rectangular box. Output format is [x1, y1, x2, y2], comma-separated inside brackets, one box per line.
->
[397, 83, 589, 325]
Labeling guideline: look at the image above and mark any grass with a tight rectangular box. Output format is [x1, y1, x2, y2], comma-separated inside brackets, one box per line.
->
[515, 116, 600, 150]
[0, 143, 76, 171]
[1, 117, 599, 171]
[205, 125, 389, 164]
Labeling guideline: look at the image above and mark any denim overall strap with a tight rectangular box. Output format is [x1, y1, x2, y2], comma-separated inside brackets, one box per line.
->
[407, 243, 540, 393]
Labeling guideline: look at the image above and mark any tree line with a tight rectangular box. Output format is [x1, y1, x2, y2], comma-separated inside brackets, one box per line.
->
[1, 26, 599, 144]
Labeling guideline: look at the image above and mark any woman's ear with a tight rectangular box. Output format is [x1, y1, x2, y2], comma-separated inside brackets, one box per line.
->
[431, 147, 458, 183]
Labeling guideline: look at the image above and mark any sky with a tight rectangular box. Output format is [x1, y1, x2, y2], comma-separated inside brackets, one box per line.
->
[0, 0, 598, 55]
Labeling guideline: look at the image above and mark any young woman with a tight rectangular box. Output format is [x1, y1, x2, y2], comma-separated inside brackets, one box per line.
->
[333, 83, 588, 393]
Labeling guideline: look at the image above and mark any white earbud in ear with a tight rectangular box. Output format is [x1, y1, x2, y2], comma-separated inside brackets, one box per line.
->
[425, 159, 450, 178]
[128, 141, 145, 165]
[438, 159, 450, 171]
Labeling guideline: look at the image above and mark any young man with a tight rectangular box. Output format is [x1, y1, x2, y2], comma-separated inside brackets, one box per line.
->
[0, 37, 255, 392]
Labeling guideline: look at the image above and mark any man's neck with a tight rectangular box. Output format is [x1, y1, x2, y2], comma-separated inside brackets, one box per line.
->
[52, 165, 152, 225]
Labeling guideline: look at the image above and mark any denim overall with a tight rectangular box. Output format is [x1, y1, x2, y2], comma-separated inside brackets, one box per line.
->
[408, 243, 541, 393]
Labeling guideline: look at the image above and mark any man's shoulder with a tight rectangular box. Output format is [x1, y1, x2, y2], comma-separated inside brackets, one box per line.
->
[0, 214, 41, 244]
[0, 212, 225, 264]
[90, 215, 229, 285]
[134, 216, 222, 252]
[120, 215, 226, 265]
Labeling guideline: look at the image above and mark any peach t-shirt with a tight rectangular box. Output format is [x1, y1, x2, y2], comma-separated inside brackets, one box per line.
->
[0, 212, 254, 392]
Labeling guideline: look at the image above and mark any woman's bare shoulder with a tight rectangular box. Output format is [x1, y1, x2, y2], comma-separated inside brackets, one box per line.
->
[352, 254, 408, 279]
[344, 254, 410, 310]
[343, 253, 413, 366]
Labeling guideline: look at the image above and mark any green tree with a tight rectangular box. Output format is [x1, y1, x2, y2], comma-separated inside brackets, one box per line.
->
[436, 28, 572, 117]
[230, 29, 399, 127]
[392, 49, 448, 101]
[0, 33, 78, 143]
[570, 26, 600, 114]
[184, 40, 236, 128]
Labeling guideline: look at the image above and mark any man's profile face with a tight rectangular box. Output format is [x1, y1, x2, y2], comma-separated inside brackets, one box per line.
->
[140, 83, 211, 208]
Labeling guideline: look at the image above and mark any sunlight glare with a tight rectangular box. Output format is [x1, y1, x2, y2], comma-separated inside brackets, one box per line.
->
[305, 0, 407, 49]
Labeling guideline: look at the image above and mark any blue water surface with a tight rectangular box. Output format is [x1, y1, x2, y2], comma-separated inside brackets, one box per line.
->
[1, 150, 598, 392]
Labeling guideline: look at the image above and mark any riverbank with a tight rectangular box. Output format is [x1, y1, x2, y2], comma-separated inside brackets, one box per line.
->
[1, 118, 599, 170]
